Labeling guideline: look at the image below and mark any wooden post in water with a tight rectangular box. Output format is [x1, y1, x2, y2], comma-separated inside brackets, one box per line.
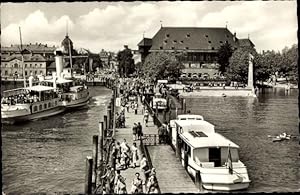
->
[92, 135, 98, 187]
[107, 105, 111, 130]
[103, 115, 108, 137]
[98, 122, 104, 179]
[85, 156, 93, 195]
[183, 98, 186, 114]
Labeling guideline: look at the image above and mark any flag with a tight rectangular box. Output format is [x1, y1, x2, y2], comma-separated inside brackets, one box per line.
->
[227, 145, 233, 174]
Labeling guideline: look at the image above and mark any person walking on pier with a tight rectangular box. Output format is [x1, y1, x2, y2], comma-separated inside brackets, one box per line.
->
[114, 170, 127, 194]
[130, 142, 139, 168]
[147, 168, 158, 193]
[137, 122, 143, 140]
[130, 172, 144, 194]
[132, 123, 138, 140]
[140, 155, 150, 180]
[144, 110, 149, 127]
[134, 101, 138, 115]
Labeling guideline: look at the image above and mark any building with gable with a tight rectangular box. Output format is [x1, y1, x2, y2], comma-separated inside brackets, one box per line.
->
[138, 26, 254, 79]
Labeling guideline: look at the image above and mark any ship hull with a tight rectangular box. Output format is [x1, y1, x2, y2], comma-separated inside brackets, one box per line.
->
[1, 106, 66, 124]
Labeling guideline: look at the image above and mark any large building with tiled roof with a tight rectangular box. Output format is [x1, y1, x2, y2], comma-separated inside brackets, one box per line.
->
[1, 53, 48, 78]
[138, 26, 255, 79]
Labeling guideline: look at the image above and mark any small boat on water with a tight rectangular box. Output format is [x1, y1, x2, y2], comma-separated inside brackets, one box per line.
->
[270, 132, 292, 142]
[167, 115, 251, 191]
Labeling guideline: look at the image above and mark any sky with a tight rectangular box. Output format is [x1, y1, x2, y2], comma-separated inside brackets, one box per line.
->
[1, 1, 298, 53]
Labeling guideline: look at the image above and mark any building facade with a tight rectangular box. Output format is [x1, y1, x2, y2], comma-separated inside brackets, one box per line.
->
[138, 27, 254, 79]
[1, 54, 47, 78]
[1, 43, 56, 78]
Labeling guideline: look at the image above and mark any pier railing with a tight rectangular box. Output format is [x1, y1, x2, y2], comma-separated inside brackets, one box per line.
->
[142, 134, 170, 146]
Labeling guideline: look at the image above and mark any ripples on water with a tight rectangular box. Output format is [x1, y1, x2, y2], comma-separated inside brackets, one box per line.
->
[2, 86, 112, 194]
[2, 86, 299, 193]
[185, 88, 299, 192]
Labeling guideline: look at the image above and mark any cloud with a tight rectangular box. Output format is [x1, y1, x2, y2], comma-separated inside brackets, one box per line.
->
[1, 1, 298, 53]
[1, 10, 74, 47]
[198, 1, 298, 51]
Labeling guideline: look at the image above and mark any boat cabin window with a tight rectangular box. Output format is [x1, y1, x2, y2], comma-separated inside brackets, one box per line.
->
[34, 106, 38, 112]
[39, 105, 42, 110]
[44, 103, 47, 109]
[48, 102, 51, 107]
[193, 147, 239, 167]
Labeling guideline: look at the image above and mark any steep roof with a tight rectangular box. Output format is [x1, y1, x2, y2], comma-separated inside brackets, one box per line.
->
[138, 38, 152, 46]
[149, 27, 239, 52]
[238, 38, 255, 48]
[1, 53, 47, 62]
[1, 43, 56, 53]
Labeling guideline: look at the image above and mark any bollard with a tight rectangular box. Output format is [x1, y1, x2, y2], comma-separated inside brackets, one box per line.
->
[85, 156, 93, 195]
[195, 170, 201, 190]
[103, 115, 108, 137]
[92, 135, 99, 186]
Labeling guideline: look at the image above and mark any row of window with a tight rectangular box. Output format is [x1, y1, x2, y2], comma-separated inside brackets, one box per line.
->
[2, 70, 44, 76]
[2, 63, 44, 68]
[163, 40, 228, 45]
[165, 34, 230, 39]
[33, 101, 57, 112]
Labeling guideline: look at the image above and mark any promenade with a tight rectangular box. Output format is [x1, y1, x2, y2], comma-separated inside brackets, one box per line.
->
[114, 98, 157, 193]
[113, 94, 199, 193]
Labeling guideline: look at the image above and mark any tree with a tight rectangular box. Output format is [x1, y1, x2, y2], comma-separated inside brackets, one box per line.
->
[225, 46, 256, 84]
[279, 44, 298, 81]
[117, 46, 135, 77]
[217, 42, 234, 74]
[253, 52, 272, 84]
[141, 52, 184, 81]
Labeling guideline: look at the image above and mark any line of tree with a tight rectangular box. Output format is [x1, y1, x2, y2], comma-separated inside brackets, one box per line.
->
[217, 43, 298, 84]
[140, 51, 185, 82]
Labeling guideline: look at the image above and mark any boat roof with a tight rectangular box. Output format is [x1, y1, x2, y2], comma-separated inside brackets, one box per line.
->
[180, 131, 239, 149]
[2, 88, 28, 97]
[175, 120, 215, 133]
[44, 78, 73, 84]
[25, 85, 55, 92]
[177, 114, 204, 120]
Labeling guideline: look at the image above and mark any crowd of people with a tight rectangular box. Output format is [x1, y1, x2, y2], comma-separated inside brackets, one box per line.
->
[100, 138, 159, 194]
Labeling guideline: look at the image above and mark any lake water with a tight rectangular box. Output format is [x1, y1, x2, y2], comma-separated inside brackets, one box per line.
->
[2, 86, 112, 194]
[183, 88, 299, 192]
[1, 86, 299, 193]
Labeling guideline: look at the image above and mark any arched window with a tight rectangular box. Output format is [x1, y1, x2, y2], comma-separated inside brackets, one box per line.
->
[48, 102, 51, 107]
[44, 104, 47, 109]
[14, 63, 18, 68]
[39, 105, 43, 110]
[34, 106, 38, 112]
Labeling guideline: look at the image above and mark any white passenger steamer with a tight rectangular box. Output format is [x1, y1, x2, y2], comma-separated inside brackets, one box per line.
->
[1, 49, 90, 124]
[1, 85, 65, 124]
[168, 115, 251, 191]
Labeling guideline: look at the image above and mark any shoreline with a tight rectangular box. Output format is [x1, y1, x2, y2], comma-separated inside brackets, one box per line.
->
[179, 88, 257, 97]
